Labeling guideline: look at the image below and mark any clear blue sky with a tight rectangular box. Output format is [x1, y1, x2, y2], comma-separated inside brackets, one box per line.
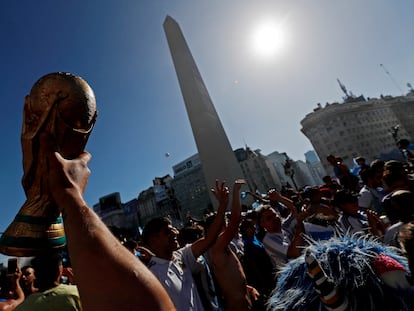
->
[1, 0, 413, 240]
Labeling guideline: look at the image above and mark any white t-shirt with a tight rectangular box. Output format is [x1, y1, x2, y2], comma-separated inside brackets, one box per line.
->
[303, 221, 335, 241]
[358, 185, 384, 214]
[262, 231, 291, 269]
[338, 214, 368, 236]
[383, 221, 403, 247]
[148, 244, 205, 311]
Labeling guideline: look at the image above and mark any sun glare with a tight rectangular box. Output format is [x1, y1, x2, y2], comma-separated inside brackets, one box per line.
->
[251, 21, 286, 57]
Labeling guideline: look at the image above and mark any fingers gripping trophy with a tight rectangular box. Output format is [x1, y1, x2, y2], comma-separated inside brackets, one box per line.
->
[0, 72, 97, 256]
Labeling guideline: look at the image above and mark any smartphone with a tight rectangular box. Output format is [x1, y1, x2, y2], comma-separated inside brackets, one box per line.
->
[7, 258, 18, 275]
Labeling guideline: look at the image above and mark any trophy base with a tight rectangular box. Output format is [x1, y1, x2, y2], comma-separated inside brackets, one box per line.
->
[0, 214, 66, 256]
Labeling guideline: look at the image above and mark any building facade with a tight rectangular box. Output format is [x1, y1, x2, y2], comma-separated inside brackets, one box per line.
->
[171, 154, 213, 224]
[305, 150, 327, 185]
[93, 193, 140, 231]
[300, 92, 414, 171]
[93, 192, 127, 229]
[137, 187, 157, 227]
[137, 175, 181, 227]
[234, 147, 282, 193]
[292, 160, 321, 188]
[123, 198, 140, 230]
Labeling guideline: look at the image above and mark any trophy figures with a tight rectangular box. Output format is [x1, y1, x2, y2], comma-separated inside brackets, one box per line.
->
[0, 72, 97, 256]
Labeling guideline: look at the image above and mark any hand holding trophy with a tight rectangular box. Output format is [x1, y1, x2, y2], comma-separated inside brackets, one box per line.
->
[0, 72, 97, 256]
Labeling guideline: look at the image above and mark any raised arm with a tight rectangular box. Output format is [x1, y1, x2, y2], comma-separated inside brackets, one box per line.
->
[41, 134, 175, 311]
[0, 269, 25, 311]
[246, 191, 269, 204]
[191, 180, 229, 258]
[267, 189, 297, 216]
[214, 179, 246, 250]
[12, 268, 25, 308]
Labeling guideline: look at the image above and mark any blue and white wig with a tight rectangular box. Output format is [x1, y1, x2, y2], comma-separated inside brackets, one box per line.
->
[268, 235, 413, 310]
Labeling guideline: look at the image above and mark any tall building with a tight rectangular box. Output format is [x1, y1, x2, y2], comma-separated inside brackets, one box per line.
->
[304, 150, 320, 164]
[137, 175, 181, 227]
[123, 198, 140, 229]
[292, 160, 322, 188]
[93, 192, 126, 229]
[163, 16, 245, 208]
[93, 193, 140, 230]
[137, 187, 157, 227]
[171, 147, 286, 222]
[171, 154, 212, 223]
[300, 91, 414, 171]
[304, 150, 327, 184]
[234, 146, 282, 193]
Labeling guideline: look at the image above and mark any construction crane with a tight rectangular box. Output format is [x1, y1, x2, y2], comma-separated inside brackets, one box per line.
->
[380, 64, 404, 95]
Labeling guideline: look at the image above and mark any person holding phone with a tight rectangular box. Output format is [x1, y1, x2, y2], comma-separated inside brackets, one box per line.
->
[0, 259, 24, 311]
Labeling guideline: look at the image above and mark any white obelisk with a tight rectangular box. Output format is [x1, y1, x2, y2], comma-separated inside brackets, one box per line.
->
[163, 15, 245, 208]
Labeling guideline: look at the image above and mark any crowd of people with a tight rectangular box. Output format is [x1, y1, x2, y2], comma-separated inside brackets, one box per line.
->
[1, 133, 414, 310]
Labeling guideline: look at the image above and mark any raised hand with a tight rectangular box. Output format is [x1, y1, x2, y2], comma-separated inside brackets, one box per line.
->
[267, 188, 282, 202]
[211, 180, 229, 207]
[233, 179, 246, 193]
[366, 209, 388, 236]
[41, 133, 91, 210]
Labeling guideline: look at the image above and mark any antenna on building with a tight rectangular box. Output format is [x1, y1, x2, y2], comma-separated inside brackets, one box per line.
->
[337, 78, 349, 97]
[380, 64, 404, 95]
[243, 137, 248, 149]
[407, 82, 414, 92]
[337, 78, 356, 101]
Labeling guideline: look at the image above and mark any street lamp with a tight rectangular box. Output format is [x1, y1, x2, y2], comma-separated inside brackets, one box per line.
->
[283, 157, 298, 190]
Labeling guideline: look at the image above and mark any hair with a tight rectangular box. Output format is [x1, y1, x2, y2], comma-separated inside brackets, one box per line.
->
[31, 251, 63, 290]
[370, 159, 385, 172]
[332, 189, 358, 208]
[301, 186, 320, 200]
[397, 138, 410, 149]
[385, 190, 414, 224]
[141, 217, 172, 246]
[239, 218, 256, 238]
[355, 156, 365, 163]
[383, 161, 408, 188]
[20, 265, 34, 273]
[359, 167, 377, 184]
[322, 175, 332, 183]
[245, 210, 258, 221]
[178, 226, 204, 245]
[257, 205, 276, 227]
[326, 154, 336, 163]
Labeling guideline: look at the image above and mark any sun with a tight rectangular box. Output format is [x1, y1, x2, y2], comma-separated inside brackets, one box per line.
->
[251, 21, 286, 57]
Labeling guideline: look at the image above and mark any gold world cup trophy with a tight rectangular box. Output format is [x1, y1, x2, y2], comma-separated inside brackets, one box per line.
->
[0, 72, 97, 256]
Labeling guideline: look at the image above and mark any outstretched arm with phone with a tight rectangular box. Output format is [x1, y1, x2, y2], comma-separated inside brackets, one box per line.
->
[0, 260, 24, 311]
